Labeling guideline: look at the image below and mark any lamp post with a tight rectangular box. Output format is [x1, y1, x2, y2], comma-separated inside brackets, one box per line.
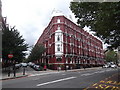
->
[8, 54, 13, 77]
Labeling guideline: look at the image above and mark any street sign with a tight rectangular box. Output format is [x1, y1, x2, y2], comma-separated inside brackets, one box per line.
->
[8, 54, 13, 77]
[8, 54, 13, 58]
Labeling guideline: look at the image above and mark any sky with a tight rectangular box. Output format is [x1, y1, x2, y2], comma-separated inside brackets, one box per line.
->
[2, 0, 75, 46]
[2, 0, 107, 50]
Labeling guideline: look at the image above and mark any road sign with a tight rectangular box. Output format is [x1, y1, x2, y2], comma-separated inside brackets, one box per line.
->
[8, 54, 13, 58]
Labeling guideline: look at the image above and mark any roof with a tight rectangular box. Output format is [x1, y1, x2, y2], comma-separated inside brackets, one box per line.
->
[51, 9, 64, 17]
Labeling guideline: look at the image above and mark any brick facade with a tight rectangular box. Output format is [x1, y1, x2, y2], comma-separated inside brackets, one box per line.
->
[36, 15, 105, 70]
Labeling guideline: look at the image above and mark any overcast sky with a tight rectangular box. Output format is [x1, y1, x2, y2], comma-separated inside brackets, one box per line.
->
[2, 0, 76, 45]
[2, 0, 107, 49]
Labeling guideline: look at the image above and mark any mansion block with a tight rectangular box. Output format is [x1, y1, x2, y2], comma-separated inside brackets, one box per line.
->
[36, 15, 105, 70]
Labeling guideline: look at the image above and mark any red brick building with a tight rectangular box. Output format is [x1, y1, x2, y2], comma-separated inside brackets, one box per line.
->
[36, 15, 105, 70]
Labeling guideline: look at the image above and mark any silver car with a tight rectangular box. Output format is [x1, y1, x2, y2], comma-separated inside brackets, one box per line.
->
[103, 64, 109, 68]
[110, 64, 117, 68]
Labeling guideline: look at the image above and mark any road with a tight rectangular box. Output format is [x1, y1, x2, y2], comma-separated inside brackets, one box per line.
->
[2, 67, 120, 89]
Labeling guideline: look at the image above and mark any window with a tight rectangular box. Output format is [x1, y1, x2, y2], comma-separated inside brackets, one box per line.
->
[57, 25, 60, 30]
[57, 44, 60, 51]
[57, 57, 62, 62]
[66, 58, 68, 63]
[66, 45, 68, 53]
[70, 58, 72, 64]
[57, 35, 60, 41]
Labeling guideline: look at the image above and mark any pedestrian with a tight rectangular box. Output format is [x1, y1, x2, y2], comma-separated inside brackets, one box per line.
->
[57, 67, 59, 71]
[58, 66, 61, 71]
[66, 65, 69, 71]
[59, 67, 61, 71]
[44, 65, 47, 71]
[83, 65, 86, 69]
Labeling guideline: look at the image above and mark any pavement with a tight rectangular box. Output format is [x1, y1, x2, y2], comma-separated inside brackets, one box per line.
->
[0, 66, 107, 81]
[0, 67, 101, 80]
[0, 67, 53, 80]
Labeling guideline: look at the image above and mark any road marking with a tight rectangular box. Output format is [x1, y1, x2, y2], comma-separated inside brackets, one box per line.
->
[36, 77, 76, 87]
[29, 72, 60, 77]
[81, 73, 94, 76]
[93, 83, 97, 86]
[95, 86, 98, 88]
[81, 70, 108, 76]
[62, 74, 66, 75]
[98, 71, 105, 73]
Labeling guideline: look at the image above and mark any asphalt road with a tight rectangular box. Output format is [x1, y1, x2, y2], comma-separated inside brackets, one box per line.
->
[2, 67, 120, 89]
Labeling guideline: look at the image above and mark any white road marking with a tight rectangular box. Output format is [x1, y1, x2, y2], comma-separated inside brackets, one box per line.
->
[29, 72, 60, 77]
[36, 77, 76, 87]
[62, 74, 66, 75]
[106, 69, 112, 71]
[81, 73, 93, 76]
[81, 71, 105, 76]
[94, 71, 100, 74]
[99, 71, 105, 73]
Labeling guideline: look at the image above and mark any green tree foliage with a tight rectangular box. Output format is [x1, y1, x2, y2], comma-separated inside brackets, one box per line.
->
[70, 2, 120, 49]
[105, 50, 117, 63]
[2, 26, 28, 63]
[27, 44, 45, 62]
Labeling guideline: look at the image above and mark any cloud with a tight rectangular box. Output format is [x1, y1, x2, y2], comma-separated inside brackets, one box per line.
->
[2, 0, 74, 47]
[2, 0, 107, 57]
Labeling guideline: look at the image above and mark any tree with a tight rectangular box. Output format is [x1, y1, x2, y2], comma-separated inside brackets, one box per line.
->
[70, 2, 120, 49]
[27, 44, 45, 62]
[105, 50, 117, 63]
[2, 26, 28, 64]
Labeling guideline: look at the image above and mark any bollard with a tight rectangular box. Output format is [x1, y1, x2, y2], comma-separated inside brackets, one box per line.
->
[13, 66, 16, 77]
[8, 61, 11, 77]
[8, 67, 10, 77]
[23, 67, 25, 75]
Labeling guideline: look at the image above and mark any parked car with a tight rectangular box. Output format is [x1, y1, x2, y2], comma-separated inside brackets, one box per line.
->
[15, 64, 21, 69]
[21, 63, 28, 67]
[33, 65, 43, 71]
[103, 64, 109, 68]
[110, 64, 117, 68]
[28, 62, 35, 68]
[28, 62, 32, 66]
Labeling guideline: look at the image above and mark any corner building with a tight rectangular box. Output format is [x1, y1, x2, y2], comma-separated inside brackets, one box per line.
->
[37, 15, 105, 70]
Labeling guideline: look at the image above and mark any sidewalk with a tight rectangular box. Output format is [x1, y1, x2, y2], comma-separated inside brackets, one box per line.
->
[1, 72, 28, 80]
[0, 68, 59, 80]
[0, 67, 102, 80]
[0, 69, 55, 80]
